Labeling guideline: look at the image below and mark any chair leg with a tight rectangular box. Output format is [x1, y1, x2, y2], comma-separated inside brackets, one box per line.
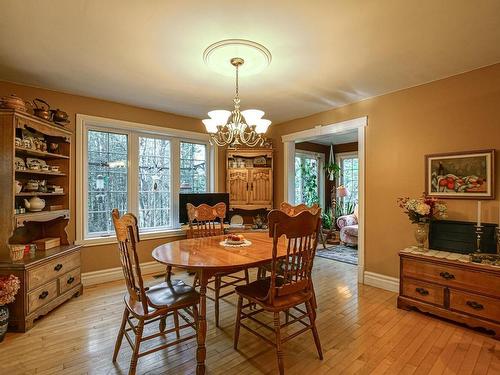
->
[273, 312, 285, 375]
[311, 283, 318, 310]
[234, 296, 243, 350]
[173, 311, 180, 339]
[192, 303, 199, 331]
[215, 275, 221, 327]
[113, 307, 129, 362]
[306, 299, 323, 360]
[159, 317, 166, 333]
[244, 269, 249, 284]
[129, 318, 144, 375]
[193, 272, 199, 288]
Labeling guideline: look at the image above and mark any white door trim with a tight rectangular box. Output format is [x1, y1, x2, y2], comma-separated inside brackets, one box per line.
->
[281, 116, 367, 283]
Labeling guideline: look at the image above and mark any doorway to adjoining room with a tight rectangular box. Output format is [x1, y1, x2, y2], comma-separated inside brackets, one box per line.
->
[293, 129, 360, 266]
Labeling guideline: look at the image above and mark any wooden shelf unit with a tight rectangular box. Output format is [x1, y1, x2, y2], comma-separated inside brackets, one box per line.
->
[0, 109, 81, 332]
[226, 148, 273, 210]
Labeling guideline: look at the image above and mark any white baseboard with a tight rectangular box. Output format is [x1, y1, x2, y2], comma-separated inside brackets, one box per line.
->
[363, 271, 399, 292]
[81, 261, 166, 286]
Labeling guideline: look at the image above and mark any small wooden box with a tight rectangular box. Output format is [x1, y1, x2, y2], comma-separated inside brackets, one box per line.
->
[34, 237, 60, 251]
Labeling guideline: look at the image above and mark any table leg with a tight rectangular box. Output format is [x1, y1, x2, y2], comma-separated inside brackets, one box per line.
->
[196, 271, 208, 375]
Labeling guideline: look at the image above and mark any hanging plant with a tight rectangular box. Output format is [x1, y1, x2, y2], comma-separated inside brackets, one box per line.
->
[324, 144, 340, 181]
[324, 162, 340, 181]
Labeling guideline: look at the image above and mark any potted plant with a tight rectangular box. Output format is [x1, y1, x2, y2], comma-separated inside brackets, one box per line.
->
[0, 274, 20, 342]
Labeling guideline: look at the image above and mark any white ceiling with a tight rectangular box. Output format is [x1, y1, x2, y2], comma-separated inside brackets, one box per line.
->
[1, 1, 500, 124]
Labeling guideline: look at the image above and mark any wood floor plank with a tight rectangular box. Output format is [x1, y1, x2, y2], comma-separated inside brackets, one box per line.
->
[0, 258, 497, 375]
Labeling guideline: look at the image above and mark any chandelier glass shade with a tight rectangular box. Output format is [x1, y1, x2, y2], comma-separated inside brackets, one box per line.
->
[202, 57, 271, 147]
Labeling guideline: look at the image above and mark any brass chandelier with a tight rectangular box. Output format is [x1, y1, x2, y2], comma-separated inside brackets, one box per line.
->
[202, 57, 271, 147]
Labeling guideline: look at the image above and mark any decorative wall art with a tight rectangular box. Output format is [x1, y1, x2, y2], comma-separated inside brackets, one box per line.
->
[425, 149, 495, 199]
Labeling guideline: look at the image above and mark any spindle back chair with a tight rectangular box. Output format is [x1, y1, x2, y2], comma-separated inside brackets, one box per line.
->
[111, 209, 200, 375]
[234, 210, 323, 374]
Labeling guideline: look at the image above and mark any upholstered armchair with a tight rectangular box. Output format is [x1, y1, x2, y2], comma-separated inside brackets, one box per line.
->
[336, 205, 358, 246]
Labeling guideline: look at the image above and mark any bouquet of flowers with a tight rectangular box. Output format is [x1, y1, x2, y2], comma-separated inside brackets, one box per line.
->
[0, 275, 21, 306]
[397, 194, 447, 224]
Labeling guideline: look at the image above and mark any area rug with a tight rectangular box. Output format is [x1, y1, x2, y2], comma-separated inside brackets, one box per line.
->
[316, 244, 358, 265]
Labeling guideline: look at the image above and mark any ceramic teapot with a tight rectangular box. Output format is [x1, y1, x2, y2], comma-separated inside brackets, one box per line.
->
[24, 196, 45, 212]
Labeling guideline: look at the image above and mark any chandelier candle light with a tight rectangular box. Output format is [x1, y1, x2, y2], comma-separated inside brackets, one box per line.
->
[202, 57, 271, 147]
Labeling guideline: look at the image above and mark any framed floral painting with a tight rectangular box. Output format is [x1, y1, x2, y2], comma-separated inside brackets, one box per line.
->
[425, 149, 495, 199]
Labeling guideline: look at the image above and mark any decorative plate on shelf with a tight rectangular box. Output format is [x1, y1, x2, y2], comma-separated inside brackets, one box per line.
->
[15, 157, 26, 170]
[26, 158, 47, 170]
[253, 156, 267, 166]
[230, 214, 244, 226]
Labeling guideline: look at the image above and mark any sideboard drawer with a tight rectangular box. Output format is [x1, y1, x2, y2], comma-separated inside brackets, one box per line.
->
[449, 290, 500, 322]
[402, 279, 445, 306]
[58, 268, 81, 294]
[28, 252, 80, 291]
[402, 258, 499, 296]
[28, 280, 58, 314]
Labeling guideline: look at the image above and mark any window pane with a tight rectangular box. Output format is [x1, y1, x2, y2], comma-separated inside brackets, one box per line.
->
[180, 142, 207, 193]
[295, 153, 319, 206]
[138, 137, 171, 231]
[87, 130, 128, 237]
[340, 156, 359, 209]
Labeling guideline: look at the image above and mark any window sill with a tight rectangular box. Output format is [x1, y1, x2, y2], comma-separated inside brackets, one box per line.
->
[76, 228, 186, 247]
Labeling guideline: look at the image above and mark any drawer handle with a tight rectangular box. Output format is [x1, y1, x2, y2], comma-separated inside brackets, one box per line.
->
[54, 264, 63, 272]
[39, 291, 49, 299]
[67, 276, 75, 285]
[439, 271, 455, 280]
[415, 287, 429, 296]
[466, 301, 484, 310]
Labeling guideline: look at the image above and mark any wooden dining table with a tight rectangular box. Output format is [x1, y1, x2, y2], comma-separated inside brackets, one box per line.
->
[152, 231, 288, 375]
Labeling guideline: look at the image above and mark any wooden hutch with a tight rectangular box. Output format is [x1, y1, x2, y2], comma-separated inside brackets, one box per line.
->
[226, 147, 273, 211]
[0, 109, 81, 332]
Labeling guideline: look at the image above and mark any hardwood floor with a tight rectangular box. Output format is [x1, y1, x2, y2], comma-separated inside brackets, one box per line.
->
[0, 258, 498, 374]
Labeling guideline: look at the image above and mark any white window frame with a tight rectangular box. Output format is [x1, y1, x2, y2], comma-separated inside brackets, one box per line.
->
[336, 151, 359, 204]
[294, 150, 325, 208]
[76, 114, 216, 246]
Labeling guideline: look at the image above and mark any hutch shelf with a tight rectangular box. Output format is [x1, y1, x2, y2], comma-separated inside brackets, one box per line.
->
[0, 109, 82, 332]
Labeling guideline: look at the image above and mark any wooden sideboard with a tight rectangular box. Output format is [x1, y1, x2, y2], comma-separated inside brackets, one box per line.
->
[398, 249, 500, 339]
[0, 245, 82, 332]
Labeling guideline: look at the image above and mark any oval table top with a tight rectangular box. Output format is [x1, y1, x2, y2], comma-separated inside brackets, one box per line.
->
[152, 232, 288, 270]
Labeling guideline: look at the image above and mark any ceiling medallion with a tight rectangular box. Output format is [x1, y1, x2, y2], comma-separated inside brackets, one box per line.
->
[202, 40, 272, 147]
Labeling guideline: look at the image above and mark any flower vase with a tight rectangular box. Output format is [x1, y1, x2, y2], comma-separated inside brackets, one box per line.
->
[414, 222, 428, 251]
[0, 305, 8, 342]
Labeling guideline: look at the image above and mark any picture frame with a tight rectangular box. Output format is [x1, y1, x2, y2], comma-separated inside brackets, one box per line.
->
[425, 149, 495, 199]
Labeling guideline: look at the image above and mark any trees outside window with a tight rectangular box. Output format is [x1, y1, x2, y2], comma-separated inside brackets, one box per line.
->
[81, 123, 210, 241]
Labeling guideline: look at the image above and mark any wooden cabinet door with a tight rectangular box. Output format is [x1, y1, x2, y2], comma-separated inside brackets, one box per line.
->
[249, 168, 273, 208]
[227, 169, 249, 206]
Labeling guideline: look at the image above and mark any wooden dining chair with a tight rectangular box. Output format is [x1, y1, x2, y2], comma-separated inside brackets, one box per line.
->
[187, 202, 249, 327]
[258, 202, 323, 279]
[111, 209, 200, 375]
[234, 210, 323, 375]
[280, 202, 326, 248]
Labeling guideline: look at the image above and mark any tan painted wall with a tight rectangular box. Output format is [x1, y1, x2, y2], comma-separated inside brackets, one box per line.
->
[269, 64, 500, 278]
[0, 81, 226, 272]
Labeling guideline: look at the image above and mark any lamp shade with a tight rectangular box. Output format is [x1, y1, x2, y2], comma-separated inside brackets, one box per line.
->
[202, 119, 218, 133]
[241, 109, 264, 125]
[336, 185, 350, 198]
[254, 119, 271, 134]
[208, 110, 231, 125]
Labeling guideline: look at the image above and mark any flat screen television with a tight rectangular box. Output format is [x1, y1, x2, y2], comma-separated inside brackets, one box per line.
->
[179, 193, 230, 224]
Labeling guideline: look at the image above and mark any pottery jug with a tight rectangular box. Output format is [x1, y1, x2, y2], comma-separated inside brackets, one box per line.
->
[15, 180, 22, 194]
[24, 196, 45, 212]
